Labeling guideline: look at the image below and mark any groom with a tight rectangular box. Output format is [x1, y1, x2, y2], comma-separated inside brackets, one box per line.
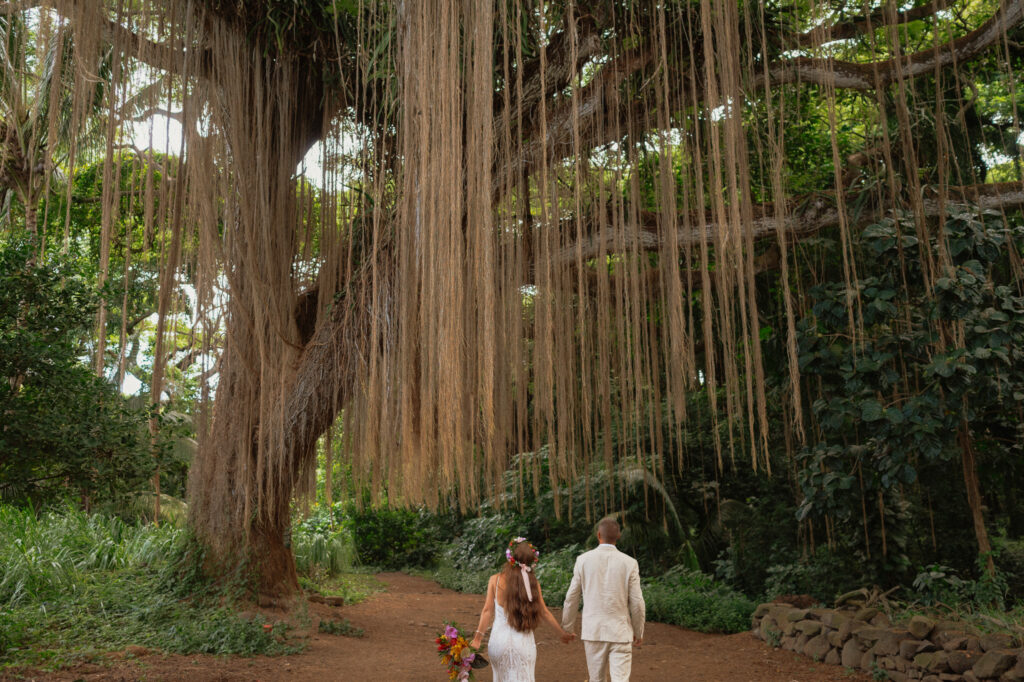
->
[561, 518, 646, 682]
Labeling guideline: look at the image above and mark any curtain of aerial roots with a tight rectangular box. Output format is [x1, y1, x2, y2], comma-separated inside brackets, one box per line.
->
[182, 25, 309, 542]
[336, 0, 779, 517]
[47, 2, 308, 545]
[344, 0, 1023, 518]
[24, 0, 1022, 529]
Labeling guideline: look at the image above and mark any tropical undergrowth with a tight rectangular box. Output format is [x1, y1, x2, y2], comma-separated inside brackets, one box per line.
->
[0, 505, 300, 670]
[291, 507, 385, 604]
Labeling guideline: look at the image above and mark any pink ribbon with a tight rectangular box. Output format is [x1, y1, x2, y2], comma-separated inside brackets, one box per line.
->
[521, 565, 533, 602]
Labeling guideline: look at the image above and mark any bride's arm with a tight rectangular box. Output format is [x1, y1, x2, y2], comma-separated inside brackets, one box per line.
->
[537, 583, 576, 643]
[471, 574, 497, 649]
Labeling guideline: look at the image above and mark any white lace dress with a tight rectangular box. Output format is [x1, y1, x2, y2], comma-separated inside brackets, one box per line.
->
[488, 600, 537, 682]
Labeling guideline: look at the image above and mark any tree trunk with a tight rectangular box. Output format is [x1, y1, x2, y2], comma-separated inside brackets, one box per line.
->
[24, 203, 38, 240]
[958, 418, 995, 576]
[251, 509, 299, 600]
[179, 41, 338, 596]
[188, 250, 385, 595]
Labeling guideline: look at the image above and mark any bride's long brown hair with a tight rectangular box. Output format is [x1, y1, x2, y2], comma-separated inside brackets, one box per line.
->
[502, 542, 541, 632]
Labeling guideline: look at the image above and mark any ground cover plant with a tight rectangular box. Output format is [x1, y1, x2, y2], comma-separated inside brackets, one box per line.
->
[0, 506, 300, 669]
[317, 618, 365, 638]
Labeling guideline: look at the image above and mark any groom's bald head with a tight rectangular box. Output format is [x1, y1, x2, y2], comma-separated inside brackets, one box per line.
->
[596, 517, 621, 544]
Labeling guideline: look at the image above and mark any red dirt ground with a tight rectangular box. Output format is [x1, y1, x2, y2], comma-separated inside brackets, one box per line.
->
[5, 572, 868, 681]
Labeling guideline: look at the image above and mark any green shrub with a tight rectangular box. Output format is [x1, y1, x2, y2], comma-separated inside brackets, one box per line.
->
[429, 541, 579, 603]
[912, 564, 970, 605]
[993, 538, 1024, 607]
[437, 513, 522, 573]
[642, 566, 755, 633]
[342, 504, 451, 569]
[761, 547, 868, 602]
[292, 518, 357, 576]
[430, 558, 493, 595]
[429, 512, 543, 595]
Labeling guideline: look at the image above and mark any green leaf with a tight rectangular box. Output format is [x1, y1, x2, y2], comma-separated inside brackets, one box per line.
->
[885, 408, 904, 425]
[860, 400, 883, 422]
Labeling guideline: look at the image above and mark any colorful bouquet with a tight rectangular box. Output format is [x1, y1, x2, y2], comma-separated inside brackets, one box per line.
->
[435, 622, 482, 681]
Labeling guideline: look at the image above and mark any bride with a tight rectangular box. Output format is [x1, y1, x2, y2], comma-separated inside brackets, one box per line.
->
[470, 537, 575, 681]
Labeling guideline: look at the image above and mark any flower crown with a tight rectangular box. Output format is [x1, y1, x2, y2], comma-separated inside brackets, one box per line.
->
[505, 537, 540, 568]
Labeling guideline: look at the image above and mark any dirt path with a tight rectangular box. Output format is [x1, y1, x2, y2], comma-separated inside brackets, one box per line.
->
[8, 572, 867, 681]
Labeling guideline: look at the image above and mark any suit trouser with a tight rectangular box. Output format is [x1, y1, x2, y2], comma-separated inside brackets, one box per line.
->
[583, 640, 632, 682]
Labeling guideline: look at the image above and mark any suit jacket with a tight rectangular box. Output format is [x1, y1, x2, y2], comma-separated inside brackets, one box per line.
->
[561, 544, 645, 643]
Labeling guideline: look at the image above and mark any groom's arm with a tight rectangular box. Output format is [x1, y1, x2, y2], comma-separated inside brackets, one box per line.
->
[628, 560, 645, 643]
[561, 557, 583, 632]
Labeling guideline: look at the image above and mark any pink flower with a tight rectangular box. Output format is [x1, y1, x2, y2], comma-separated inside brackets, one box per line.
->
[444, 625, 459, 640]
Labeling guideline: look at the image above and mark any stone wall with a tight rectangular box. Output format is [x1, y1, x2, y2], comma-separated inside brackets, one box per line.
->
[751, 602, 1024, 681]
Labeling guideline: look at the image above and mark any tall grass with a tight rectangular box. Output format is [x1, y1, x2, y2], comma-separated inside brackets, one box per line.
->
[0, 505, 183, 608]
[0, 505, 298, 669]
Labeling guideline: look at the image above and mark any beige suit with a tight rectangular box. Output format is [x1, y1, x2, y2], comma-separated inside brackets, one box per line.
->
[561, 544, 645, 682]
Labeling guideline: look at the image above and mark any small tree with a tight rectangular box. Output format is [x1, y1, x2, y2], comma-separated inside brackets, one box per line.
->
[0, 240, 154, 508]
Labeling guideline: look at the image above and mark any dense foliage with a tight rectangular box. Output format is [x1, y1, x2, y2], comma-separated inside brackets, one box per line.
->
[0, 241, 156, 508]
[789, 208, 1024, 590]
[0, 506, 299, 667]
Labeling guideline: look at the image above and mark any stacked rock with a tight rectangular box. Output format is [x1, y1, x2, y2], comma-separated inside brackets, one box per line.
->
[751, 601, 1024, 681]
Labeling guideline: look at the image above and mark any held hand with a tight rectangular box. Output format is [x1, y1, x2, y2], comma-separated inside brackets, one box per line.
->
[560, 631, 576, 644]
[471, 634, 483, 649]
[632, 637, 643, 648]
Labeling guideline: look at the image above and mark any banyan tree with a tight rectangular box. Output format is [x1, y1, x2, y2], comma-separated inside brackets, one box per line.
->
[3, 0, 1023, 594]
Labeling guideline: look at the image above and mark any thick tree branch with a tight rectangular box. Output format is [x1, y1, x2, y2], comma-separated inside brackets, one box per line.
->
[131, 107, 184, 123]
[769, 0, 1024, 90]
[497, 8, 608, 121]
[493, 46, 658, 199]
[791, 0, 953, 49]
[123, 310, 153, 337]
[554, 183, 1024, 265]
[116, 75, 173, 121]
[282, 258, 389, 485]
[41, 0, 212, 79]
[576, 245, 781, 297]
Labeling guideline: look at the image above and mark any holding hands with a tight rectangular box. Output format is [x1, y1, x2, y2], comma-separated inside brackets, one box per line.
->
[471, 626, 575, 650]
